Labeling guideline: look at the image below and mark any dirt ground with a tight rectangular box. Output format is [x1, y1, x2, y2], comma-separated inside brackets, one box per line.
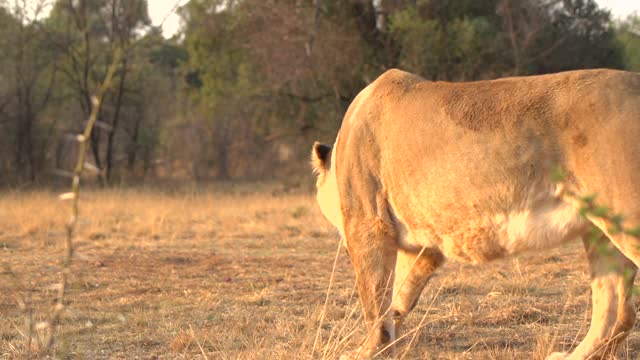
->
[1, 185, 639, 359]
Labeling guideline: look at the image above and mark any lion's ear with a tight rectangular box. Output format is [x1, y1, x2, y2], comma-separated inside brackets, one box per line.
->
[311, 142, 332, 176]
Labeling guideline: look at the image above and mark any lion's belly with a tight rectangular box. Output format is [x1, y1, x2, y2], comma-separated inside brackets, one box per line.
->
[393, 193, 588, 264]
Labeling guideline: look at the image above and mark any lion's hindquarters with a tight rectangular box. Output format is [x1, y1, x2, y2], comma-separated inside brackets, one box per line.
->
[315, 69, 640, 359]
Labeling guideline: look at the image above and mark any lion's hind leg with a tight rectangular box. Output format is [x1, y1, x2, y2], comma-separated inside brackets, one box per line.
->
[548, 234, 637, 360]
[391, 247, 444, 337]
[341, 216, 399, 359]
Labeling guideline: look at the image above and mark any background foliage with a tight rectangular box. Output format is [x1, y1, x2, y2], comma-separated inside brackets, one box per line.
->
[0, 0, 638, 186]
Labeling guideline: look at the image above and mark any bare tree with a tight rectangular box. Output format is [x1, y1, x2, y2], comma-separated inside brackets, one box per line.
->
[5, 0, 57, 182]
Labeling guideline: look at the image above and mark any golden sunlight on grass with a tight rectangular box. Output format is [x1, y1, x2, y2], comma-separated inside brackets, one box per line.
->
[1, 186, 639, 358]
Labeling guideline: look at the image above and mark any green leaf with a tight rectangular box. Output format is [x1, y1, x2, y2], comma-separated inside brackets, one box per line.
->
[624, 226, 640, 238]
[550, 167, 566, 183]
[578, 194, 597, 205]
[590, 206, 609, 218]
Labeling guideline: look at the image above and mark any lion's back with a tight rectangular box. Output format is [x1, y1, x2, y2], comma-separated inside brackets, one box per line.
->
[333, 68, 640, 262]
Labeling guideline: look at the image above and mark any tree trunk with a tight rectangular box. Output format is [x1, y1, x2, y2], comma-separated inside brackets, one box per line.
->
[127, 105, 144, 173]
[372, 0, 386, 32]
[106, 56, 128, 182]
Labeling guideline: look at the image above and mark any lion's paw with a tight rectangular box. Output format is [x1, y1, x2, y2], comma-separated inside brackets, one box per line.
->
[545, 352, 568, 360]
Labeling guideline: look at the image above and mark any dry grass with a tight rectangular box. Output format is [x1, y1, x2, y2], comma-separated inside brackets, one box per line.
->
[1, 185, 639, 359]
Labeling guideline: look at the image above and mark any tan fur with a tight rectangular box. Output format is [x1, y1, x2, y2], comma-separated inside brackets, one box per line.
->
[312, 68, 640, 359]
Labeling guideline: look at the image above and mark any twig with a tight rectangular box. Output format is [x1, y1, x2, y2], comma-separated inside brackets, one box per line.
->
[312, 235, 343, 356]
[39, 48, 123, 355]
[188, 325, 210, 360]
[158, 0, 186, 31]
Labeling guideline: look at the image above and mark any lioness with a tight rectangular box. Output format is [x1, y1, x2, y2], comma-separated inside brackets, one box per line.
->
[312, 68, 640, 359]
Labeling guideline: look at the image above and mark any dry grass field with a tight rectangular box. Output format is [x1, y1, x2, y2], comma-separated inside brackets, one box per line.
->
[1, 185, 640, 359]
